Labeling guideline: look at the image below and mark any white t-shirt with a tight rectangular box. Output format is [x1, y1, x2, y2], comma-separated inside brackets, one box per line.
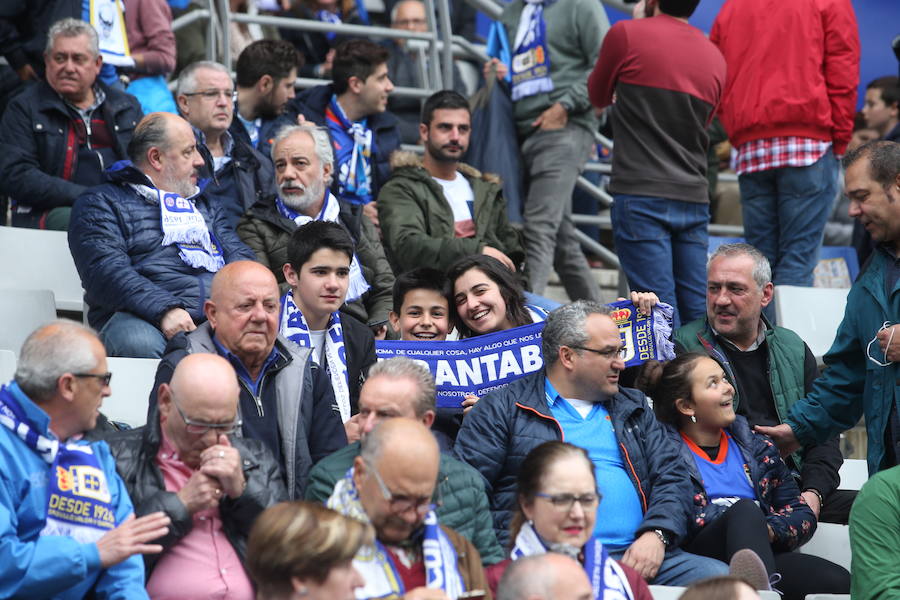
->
[308, 330, 327, 364]
[565, 397, 596, 419]
[433, 172, 475, 238]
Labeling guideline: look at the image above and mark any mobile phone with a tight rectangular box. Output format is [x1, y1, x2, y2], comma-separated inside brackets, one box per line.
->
[458, 591, 486, 600]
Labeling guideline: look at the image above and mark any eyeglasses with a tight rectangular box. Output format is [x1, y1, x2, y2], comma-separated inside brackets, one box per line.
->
[72, 372, 113, 386]
[182, 89, 237, 102]
[394, 18, 428, 28]
[364, 459, 440, 515]
[534, 492, 601, 512]
[569, 345, 628, 360]
[170, 393, 242, 435]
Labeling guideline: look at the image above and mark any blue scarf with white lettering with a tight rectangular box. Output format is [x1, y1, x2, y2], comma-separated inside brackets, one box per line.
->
[326, 95, 375, 205]
[510, 0, 554, 101]
[0, 384, 117, 543]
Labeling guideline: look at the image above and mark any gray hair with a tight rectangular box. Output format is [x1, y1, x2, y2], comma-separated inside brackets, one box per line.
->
[176, 60, 232, 98]
[708, 243, 772, 290]
[497, 555, 553, 600]
[843, 140, 900, 194]
[541, 300, 613, 367]
[271, 124, 334, 185]
[127, 113, 171, 165]
[45, 18, 100, 58]
[390, 0, 426, 24]
[15, 320, 100, 402]
[367, 357, 436, 416]
[359, 419, 390, 463]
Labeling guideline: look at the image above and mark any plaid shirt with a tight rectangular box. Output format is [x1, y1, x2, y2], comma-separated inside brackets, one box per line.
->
[733, 136, 831, 175]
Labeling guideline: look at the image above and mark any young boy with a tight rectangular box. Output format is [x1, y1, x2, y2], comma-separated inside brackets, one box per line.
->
[281, 220, 376, 422]
[388, 267, 452, 341]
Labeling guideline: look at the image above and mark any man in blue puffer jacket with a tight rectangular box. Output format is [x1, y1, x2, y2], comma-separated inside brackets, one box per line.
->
[455, 301, 727, 586]
[68, 112, 256, 359]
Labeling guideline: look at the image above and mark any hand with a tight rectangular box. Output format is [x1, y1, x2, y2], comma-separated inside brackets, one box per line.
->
[296, 112, 310, 125]
[15, 64, 37, 82]
[371, 324, 387, 340]
[403, 587, 451, 600]
[877, 324, 900, 362]
[754, 423, 801, 458]
[177, 471, 223, 514]
[363, 202, 380, 234]
[801, 490, 822, 519]
[96, 512, 170, 568]
[322, 48, 336, 76]
[481, 245, 516, 271]
[344, 413, 363, 443]
[160, 308, 196, 339]
[532, 102, 568, 131]
[615, 291, 659, 316]
[462, 393, 479, 415]
[620, 531, 665, 581]
[482, 58, 508, 81]
[199, 435, 246, 498]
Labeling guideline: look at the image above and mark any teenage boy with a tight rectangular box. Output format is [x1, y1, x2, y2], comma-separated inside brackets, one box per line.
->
[281, 220, 376, 421]
[388, 267, 452, 341]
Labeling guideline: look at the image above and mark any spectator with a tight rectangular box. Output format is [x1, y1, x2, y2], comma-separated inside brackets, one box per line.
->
[123, 0, 177, 88]
[759, 141, 900, 475]
[388, 267, 452, 341]
[490, 441, 652, 599]
[68, 112, 256, 358]
[104, 353, 287, 598]
[0, 18, 142, 230]
[383, 0, 466, 144]
[246, 501, 371, 600]
[327, 418, 491, 598]
[234, 39, 303, 151]
[0, 320, 170, 599]
[279, 0, 365, 80]
[587, 0, 726, 327]
[378, 90, 525, 274]
[710, 0, 860, 290]
[237, 124, 395, 332]
[850, 111, 881, 154]
[281, 38, 399, 229]
[176, 60, 277, 227]
[497, 553, 593, 600]
[485, 0, 608, 302]
[679, 576, 761, 600]
[862, 76, 899, 143]
[280, 221, 377, 421]
[455, 300, 727, 585]
[849, 464, 900, 600]
[304, 357, 505, 565]
[151, 260, 347, 499]
[674, 243, 852, 523]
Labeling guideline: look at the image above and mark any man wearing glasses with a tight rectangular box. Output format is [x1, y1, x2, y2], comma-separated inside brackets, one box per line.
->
[455, 301, 727, 585]
[328, 418, 490, 600]
[104, 353, 286, 600]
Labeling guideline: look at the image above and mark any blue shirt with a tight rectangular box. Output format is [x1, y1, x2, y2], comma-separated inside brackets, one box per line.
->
[544, 379, 644, 549]
[685, 430, 756, 503]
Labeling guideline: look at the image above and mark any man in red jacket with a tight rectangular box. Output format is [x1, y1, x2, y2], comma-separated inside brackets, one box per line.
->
[710, 0, 860, 293]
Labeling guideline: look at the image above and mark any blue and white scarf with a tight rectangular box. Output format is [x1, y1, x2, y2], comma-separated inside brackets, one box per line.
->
[511, 521, 634, 600]
[327, 467, 466, 599]
[326, 95, 375, 205]
[279, 291, 351, 422]
[510, 0, 554, 101]
[0, 384, 117, 544]
[315, 9, 342, 41]
[275, 190, 370, 302]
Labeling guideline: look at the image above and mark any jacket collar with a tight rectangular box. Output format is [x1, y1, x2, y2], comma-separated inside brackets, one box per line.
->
[388, 150, 502, 184]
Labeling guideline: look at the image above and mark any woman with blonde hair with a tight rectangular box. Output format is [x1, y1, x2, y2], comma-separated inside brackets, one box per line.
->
[246, 500, 373, 600]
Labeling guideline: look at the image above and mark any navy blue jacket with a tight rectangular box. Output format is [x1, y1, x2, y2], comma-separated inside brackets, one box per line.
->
[668, 416, 817, 552]
[454, 370, 693, 547]
[68, 163, 256, 329]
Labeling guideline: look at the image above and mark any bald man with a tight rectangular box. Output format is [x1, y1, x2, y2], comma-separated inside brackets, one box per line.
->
[497, 553, 594, 600]
[105, 353, 286, 598]
[326, 419, 490, 599]
[69, 112, 257, 360]
[151, 260, 347, 499]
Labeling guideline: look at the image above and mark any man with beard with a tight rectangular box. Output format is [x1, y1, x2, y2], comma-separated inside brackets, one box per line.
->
[377, 90, 524, 274]
[238, 124, 395, 335]
[68, 112, 256, 358]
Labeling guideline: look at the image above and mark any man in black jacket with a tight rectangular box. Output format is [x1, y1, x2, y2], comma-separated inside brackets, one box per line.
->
[105, 353, 286, 596]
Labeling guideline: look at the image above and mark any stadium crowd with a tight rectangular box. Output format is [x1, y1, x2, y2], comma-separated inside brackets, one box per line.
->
[0, 0, 898, 598]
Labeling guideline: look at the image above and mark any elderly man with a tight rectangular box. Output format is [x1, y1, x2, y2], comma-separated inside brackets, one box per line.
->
[152, 260, 347, 499]
[674, 243, 852, 523]
[455, 301, 727, 585]
[238, 124, 394, 333]
[761, 141, 900, 477]
[328, 418, 489, 599]
[0, 321, 170, 599]
[68, 112, 257, 359]
[0, 18, 142, 230]
[305, 357, 504, 565]
[105, 353, 286, 599]
[176, 60, 276, 227]
[497, 554, 594, 600]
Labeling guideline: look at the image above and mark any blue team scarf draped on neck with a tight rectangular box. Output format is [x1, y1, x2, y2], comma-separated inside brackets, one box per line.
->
[0, 384, 117, 543]
[511, 521, 635, 600]
[510, 0, 555, 101]
[315, 8, 341, 41]
[326, 95, 375, 205]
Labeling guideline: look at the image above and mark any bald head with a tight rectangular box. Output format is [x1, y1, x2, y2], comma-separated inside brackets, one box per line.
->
[209, 260, 279, 304]
[170, 353, 240, 407]
[498, 553, 593, 600]
[360, 417, 439, 469]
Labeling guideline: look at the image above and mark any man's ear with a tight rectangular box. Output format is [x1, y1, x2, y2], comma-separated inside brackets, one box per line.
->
[283, 263, 300, 288]
[557, 345, 578, 371]
[759, 282, 775, 308]
[388, 310, 401, 334]
[418, 122, 428, 144]
[204, 299, 218, 328]
[146, 146, 164, 172]
[257, 74, 273, 94]
[176, 94, 191, 117]
[347, 75, 363, 95]
[421, 409, 436, 429]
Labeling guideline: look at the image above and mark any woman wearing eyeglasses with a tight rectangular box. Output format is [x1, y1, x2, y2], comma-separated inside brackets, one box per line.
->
[486, 441, 653, 599]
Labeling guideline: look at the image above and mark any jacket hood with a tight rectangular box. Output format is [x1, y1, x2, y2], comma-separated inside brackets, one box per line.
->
[389, 150, 502, 185]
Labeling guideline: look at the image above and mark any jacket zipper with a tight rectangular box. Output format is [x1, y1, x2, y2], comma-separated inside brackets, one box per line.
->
[239, 373, 268, 417]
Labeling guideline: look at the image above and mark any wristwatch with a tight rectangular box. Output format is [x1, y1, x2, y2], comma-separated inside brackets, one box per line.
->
[651, 528, 670, 547]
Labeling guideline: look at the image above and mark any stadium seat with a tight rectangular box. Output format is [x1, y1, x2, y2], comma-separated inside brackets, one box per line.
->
[0, 289, 58, 356]
[798, 523, 851, 572]
[102, 357, 160, 428]
[839, 459, 868, 491]
[649, 586, 780, 599]
[804, 596, 850, 600]
[0, 349, 16, 382]
[0, 227, 84, 312]
[773, 285, 850, 364]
